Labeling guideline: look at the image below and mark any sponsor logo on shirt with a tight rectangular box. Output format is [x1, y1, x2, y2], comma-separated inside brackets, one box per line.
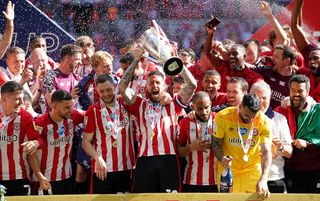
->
[49, 134, 72, 147]
[0, 134, 18, 143]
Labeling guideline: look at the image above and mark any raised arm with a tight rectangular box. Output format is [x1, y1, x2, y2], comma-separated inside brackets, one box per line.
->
[260, 1, 288, 46]
[291, 0, 309, 51]
[119, 59, 139, 105]
[0, 1, 14, 59]
[178, 66, 197, 104]
[204, 26, 223, 67]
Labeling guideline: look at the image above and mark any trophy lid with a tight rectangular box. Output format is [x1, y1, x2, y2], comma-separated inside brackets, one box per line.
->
[163, 57, 184, 76]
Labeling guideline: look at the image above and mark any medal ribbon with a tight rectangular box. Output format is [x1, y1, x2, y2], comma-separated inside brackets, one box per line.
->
[100, 98, 121, 139]
[237, 109, 254, 157]
[145, 101, 161, 129]
[196, 113, 213, 141]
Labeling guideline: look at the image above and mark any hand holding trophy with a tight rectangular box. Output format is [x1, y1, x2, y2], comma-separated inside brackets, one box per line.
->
[137, 20, 184, 76]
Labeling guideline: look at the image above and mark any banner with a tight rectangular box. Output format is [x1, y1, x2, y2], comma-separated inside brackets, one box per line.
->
[0, 0, 75, 65]
[251, 0, 320, 47]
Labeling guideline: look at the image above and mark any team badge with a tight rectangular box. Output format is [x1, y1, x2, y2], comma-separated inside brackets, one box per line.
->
[14, 123, 20, 130]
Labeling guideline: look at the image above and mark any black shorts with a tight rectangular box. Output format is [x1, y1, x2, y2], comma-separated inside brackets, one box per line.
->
[92, 170, 131, 194]
[0, 179, 30, 196]
[267, 179, 287, 193]
[133, 155, 180, 193]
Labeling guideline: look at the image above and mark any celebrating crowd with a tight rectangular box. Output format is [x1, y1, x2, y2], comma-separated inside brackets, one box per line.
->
[0, 0, 320, 199]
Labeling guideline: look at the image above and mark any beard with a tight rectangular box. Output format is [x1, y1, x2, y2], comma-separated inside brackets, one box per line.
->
[58, 111, 71, 120]
[290, 96, 306, 109]
[195, 112, 209, 122]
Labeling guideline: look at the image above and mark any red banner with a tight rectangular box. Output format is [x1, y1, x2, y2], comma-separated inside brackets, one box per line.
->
[251, 0, 320, 46]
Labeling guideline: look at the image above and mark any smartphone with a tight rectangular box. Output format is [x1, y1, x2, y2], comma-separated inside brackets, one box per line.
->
[206, 17, 221, 29]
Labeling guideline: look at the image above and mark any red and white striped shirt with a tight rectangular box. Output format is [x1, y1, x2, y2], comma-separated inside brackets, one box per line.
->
[125, 96, 184, 157]
[34, 110, 84, 182]
[176, 113, 217, 186]
[0, 108, 42, 181]
[83, 98, 135, 173]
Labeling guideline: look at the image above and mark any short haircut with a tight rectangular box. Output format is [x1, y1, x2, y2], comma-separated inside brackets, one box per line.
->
[222, 39, 235, 51]
[147, 70, 165, 80]
[192, 91, 211, 104]
[29, 36, 46, 52]
[1, 81, 23, 96]
[60, 44, 82, 60]
[178, 48, 196, 61]
[51, 90, 73, 103]
[275, 44, 298, 65]
[228, 77, 248, 93]
[242, 93, 261, 113]
[91, 51, 113, 68]
[75, 35, 94, 48]
[6, 47, 25, 58]
[250, 81, 271, 98]
[95, 74, 114, 86]
[289, 74, 310, 93]
[243, 39, 261, 53]
[204, 70, 221, 78]
[310, 48, 320, 54]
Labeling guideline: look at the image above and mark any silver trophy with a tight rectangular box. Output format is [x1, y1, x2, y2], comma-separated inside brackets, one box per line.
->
[0, 184, 6, 201]
[138, 20, 183, 76]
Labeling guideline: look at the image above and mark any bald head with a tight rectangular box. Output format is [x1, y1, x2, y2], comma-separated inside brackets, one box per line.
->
[30, 48, 49, 71]
[192, 91, 211, 104]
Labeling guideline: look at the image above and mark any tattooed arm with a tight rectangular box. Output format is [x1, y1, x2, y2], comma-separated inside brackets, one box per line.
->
[178, 66, 197, 105]
[119, 59, 139, 105]
[212, 136, 232, 168]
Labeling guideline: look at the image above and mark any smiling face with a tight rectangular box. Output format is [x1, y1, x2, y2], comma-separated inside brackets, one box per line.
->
[2, 90, 23, 114]
[146, 74, 165, 103]
[228, 46, 245, 70]
[227, 82, 246, 106]
[6, 52, 25, 75]
[289, 81, 308, 110]
[309, 50, 320, 77]
[202, 74, 221, 100]
[96, 80, 115, 104]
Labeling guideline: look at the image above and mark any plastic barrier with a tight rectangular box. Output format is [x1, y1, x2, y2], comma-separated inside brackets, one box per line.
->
[5, 193, 320, 201]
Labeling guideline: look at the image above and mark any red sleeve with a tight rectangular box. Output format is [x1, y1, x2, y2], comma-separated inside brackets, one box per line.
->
[83, 106, 96, 133]
[71, 109, 85, 126]
[176, 118, 190, 146]
[24, 110, 44, 148]
[123, 96, 143, 116]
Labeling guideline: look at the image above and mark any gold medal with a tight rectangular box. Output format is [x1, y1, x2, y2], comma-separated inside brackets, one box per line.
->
[243, 154, 249, 162]
[112, 140, 117, 148]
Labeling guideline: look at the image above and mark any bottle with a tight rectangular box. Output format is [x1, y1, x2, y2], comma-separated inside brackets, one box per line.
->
[220, 158, 233, 193]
